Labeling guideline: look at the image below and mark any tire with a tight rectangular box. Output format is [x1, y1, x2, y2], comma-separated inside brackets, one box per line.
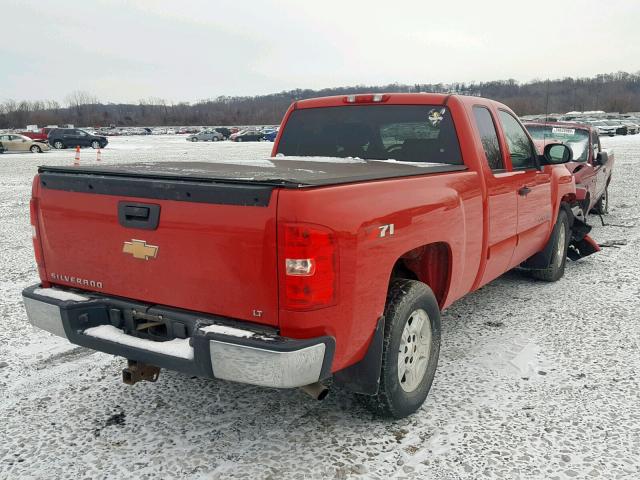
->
[213, 136, 219, 142]
[591, 184, 609, 215]
[192, 138, 198, 142]
[30, 145, 42, 153]
[237, 137, 243, 142]
[91, 140, 101, 149]
[52, 140, 65, 149]
[529, 209, 570, 282]
[359, 279, 441, 418]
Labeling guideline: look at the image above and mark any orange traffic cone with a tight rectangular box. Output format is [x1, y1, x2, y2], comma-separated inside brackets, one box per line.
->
[74, 146, 80, 166]
[96, 148, 101, 162]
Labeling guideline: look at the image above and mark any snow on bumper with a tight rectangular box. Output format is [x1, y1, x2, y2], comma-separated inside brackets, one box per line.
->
[22, 285, 334, 389]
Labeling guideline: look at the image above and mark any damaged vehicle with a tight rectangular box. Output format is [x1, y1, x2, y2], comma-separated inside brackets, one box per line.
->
[525, 121, 614, 215]
[23, 93, 598, 418]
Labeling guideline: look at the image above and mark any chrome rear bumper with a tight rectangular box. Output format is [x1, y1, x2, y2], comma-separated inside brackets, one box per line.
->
[22, 285, 334, 389]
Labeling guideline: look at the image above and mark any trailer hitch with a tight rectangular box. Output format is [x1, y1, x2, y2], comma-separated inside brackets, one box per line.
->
[122, 360, 161, 385]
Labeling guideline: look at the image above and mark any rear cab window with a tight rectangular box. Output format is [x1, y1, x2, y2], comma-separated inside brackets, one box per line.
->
[498, 111, 537, 169]
[276, 104, 463, 165]
[472, 106, 505, 171]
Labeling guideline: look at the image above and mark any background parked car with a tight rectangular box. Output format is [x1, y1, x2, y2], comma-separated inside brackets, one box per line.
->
[589, 121, 617, 136]
[47, 128, 108, 149]
[20, 127, 54, 142]
[620, 120, 639, 134]
[261, 129, 278, 142]
[230, 129, 263, 142]
[604, 120, 628, 135]
[214, 127, 232, 139]
[0, 133, 50, 153]
[186, 131, 224, 142]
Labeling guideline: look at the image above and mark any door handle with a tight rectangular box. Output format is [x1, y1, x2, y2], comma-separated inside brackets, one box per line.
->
[518, 186, 531, 196]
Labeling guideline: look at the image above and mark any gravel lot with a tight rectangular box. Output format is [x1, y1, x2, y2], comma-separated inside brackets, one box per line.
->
[1, 135, 638, 479]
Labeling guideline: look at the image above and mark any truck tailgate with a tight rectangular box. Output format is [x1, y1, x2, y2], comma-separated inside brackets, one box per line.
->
[34, 171, 280, 327]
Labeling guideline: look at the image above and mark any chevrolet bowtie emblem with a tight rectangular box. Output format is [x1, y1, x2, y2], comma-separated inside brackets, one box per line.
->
[122, 239, 158, 260]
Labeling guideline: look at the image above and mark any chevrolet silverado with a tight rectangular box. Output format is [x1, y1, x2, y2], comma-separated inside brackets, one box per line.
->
[23, 93, 598, 418]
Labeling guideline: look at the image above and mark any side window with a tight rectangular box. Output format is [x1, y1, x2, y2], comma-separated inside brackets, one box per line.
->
[472, 106, 504, 171]
[498, 110, 536, 169]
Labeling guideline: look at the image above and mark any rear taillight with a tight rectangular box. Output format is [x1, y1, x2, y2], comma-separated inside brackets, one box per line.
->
[30, 197, 47, 279]
[29, 198, 42, 266]
[280, 223, 337, 310]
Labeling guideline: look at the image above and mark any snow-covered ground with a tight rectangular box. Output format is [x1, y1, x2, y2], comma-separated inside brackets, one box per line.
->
[1, 135, 639, 479]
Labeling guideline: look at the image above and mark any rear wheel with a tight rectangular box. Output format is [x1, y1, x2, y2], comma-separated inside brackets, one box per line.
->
[591, 184, 609, 215]
[30, 145, 42, 153]
[359, 279, 441, 418]
[53, 140, 65, 149]
[237, 137, 243, 142]
[529, 209, 570, 282]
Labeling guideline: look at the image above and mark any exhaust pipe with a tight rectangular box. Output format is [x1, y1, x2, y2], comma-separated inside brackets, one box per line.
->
[300, 382, 329, 401]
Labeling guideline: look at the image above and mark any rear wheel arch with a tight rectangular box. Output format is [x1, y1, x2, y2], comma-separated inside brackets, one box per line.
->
[389, 242, 452, 308]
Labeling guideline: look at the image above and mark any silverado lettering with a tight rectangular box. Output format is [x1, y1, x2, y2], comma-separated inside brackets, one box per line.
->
[23, 93, 598, 418]
[49, 273, 103, 289]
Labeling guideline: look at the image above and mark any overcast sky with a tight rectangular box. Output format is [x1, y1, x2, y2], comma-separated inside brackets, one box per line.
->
[2, 0, 639, 103]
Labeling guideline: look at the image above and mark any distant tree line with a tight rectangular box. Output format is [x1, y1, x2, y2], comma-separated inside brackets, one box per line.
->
[2, 71, 640, 129]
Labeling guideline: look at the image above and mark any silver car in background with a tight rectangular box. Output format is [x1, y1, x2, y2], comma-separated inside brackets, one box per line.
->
[187, 130, 225, 142]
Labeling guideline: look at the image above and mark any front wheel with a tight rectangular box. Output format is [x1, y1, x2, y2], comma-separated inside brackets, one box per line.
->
[529, 209, 570, 282]
[360, 279, 441, 418]
[212, 136, 219, 142]
[91, 140, 101, 149]
[30, 145, 42, 153]
[591, 184, 609, 215]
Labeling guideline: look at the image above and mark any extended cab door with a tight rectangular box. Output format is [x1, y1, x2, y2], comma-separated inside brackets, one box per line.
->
[497, 110, 553, 267]
[472, 106, 520, 286]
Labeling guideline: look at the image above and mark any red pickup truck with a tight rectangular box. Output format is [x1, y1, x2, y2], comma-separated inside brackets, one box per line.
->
[524, 122, 614, 215]
[22, 93, 598, 418]
[20, 127, 53, 142]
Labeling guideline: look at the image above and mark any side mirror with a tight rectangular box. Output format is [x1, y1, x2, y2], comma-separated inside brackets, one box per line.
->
[540, 143, 573, 165]
[596, 151, 609, 165]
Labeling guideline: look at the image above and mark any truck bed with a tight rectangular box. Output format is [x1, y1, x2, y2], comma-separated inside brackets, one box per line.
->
[39, 156, 467, 188]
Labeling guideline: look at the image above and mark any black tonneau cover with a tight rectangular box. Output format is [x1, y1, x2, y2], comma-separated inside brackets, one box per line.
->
[38, 156, 467, 188]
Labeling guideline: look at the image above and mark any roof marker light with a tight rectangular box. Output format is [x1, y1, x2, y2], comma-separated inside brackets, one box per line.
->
[343, 94, 389, 104]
